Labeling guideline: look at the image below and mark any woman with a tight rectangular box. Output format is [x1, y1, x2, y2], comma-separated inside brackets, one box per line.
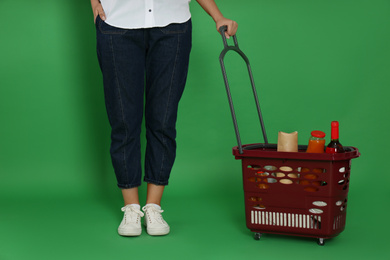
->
[90, 0, 237, 237]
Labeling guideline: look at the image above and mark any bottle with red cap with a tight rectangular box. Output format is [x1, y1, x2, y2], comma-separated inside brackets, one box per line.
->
[326, 121, 345, 153]
[306, 130, 326, 153]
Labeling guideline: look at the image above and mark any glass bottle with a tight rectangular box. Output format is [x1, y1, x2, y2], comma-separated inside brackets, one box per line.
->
[306, 130, 326, 153]
[326, 121, 345, 153]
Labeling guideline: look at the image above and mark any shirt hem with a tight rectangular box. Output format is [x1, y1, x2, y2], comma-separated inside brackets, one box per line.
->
[104, 16, 191, 30]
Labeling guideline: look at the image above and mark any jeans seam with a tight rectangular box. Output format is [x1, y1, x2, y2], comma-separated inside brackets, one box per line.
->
[157, 34, 181, 181]
[109, 35, 129, 185]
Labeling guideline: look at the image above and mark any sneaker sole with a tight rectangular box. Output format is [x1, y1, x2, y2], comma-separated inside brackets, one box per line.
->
[118, 229, 142, 237]
[146, 227, 170, 236]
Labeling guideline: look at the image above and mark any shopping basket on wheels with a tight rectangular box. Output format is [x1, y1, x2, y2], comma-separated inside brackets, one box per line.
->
[218, 26, 360, 246]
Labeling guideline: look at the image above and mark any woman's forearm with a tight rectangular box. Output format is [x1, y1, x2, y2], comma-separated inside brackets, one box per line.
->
[196, 0, 224, 23]
[90, 0, 100, 10]
[196, 0, 238, 37]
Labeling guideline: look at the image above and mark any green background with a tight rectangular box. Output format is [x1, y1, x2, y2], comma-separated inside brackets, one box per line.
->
[1, 0, 389, 259]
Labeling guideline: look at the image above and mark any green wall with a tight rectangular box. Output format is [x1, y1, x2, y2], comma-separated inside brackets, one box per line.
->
[1, 0, 389, 259]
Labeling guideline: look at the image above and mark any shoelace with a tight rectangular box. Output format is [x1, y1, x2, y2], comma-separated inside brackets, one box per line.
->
[121, 205, 144, 223]
[142, 206, 166, 224]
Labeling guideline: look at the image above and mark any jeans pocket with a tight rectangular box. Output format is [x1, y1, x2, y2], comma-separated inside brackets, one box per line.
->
[159, 19, 190, 34]
[97, 17, 127, 35]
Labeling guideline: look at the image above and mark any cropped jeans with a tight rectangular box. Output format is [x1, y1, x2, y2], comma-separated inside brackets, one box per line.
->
[96, 16, 192, 189]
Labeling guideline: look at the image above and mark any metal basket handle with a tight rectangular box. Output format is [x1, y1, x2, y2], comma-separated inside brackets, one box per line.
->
[219, 25, 268, 154]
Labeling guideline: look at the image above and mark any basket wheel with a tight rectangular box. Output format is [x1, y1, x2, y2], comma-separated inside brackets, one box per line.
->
[254, 233, 262, 240]
[317, 238, 325, 246]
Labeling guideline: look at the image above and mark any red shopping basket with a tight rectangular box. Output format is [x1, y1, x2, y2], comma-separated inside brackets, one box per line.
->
[219, 26, 360, 245]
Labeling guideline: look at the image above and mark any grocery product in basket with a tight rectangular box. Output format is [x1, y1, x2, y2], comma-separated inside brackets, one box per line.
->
[277, 131, 298, 152]
[326, 121, 345, 153]
[306, 130, 326, 153]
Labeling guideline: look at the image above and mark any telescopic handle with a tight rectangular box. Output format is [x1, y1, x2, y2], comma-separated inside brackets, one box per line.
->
[218, 25, 268, 154]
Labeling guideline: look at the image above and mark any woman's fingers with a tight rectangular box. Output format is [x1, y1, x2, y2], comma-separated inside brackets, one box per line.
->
[226, 20, 238, 38]
[94, 5, 106, 23]
[216, 18, 238, 39]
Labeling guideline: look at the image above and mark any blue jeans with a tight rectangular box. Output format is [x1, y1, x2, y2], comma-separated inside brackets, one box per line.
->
[96, 16, 192, 189]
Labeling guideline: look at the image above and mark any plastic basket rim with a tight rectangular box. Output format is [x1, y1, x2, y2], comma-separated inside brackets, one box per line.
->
[233, 143, 360, 161]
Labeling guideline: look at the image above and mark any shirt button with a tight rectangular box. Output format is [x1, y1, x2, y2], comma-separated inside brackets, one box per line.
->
[149, 9, 152, 12]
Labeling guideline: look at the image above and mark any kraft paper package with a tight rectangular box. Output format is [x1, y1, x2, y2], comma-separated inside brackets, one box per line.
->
[277, 131, 298, 152]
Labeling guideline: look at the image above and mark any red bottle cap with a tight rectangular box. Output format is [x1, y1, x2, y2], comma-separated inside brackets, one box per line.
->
[331, 121, 339, 139]
[311, 130, 326, 138]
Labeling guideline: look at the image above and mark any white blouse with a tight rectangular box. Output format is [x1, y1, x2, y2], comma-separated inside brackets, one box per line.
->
[100, 0, 192, 29]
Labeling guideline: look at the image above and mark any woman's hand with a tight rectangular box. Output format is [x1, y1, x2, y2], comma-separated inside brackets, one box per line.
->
[196, 0, 238, 38]
[215, 17, 238, 39]
[90, 0, 106, 23]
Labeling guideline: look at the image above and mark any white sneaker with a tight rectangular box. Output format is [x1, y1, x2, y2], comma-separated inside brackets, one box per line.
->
[142, 205, 170, 236]
[118, 205, 144, 236]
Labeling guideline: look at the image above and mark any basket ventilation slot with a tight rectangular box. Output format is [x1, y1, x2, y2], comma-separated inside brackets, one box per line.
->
[250, 211, 321, 230]
[333, 214, 345, 230]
